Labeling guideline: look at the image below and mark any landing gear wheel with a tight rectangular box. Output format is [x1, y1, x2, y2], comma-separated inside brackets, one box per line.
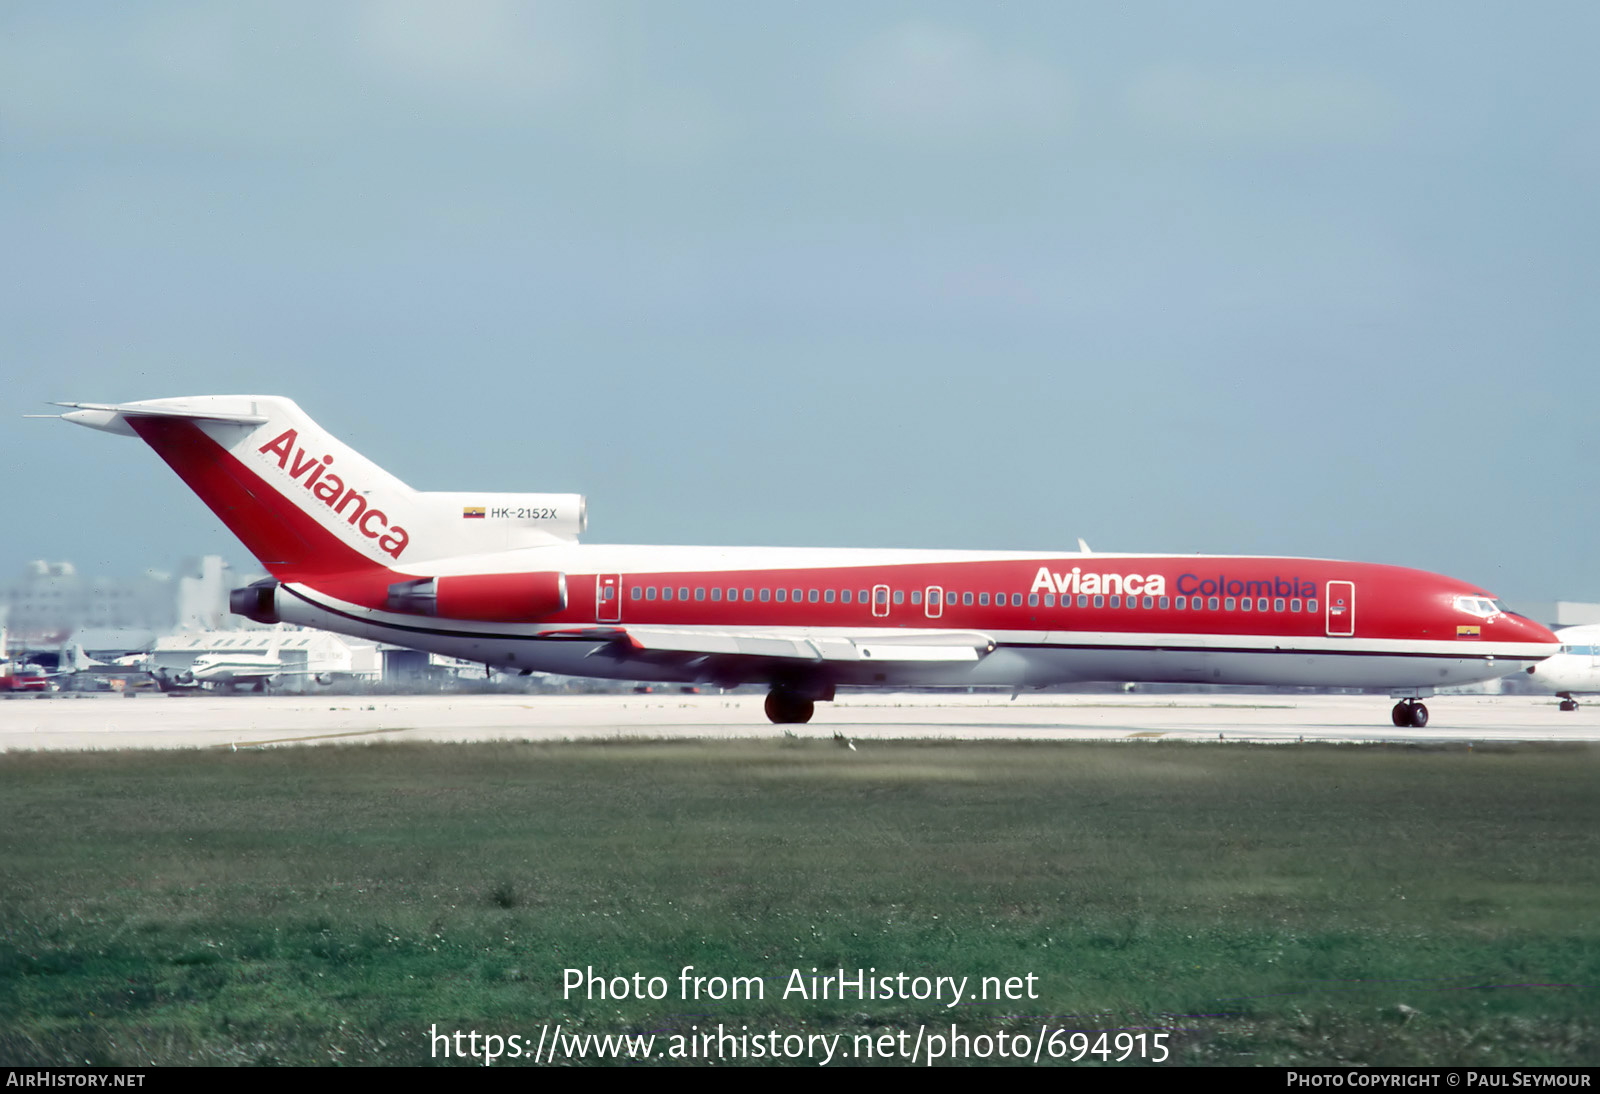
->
[764, 689, 815, 724]
[1392, 700, 1428, 728]
[1560, 698, 1578, 712]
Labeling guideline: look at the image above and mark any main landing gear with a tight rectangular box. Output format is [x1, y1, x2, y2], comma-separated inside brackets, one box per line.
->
[764, 687, 815, 724]
[1559, 695, 1580, 712]
[1391, 700, 1429, 728]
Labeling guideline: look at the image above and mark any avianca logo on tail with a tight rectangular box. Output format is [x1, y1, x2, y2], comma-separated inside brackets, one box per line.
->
[1031, 567, 1167, 597]
[258, 429, 410, 559]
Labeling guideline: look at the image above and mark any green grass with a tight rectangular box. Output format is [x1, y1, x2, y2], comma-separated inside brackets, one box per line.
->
[1, 739, 1597, 1065]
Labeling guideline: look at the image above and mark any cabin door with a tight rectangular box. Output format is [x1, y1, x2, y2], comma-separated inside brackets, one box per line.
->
[596, 574, 622, 623]
[1325, 581, 1355, 637]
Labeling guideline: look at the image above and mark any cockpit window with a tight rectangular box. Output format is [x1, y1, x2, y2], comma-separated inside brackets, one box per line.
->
[1453, 595, 1504, 618]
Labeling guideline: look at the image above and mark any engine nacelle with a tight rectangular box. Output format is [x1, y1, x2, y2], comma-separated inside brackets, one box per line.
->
[229, 580, 281, 624]
[388, 572, 568, 622]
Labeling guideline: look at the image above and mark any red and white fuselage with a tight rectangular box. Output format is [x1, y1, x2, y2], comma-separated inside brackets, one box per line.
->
[56, 396, 1559, 723]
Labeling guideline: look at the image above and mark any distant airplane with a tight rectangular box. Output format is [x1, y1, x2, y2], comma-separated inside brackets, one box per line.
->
[58, 645, 152, 677]
[50, 396, 1560, 726]
[1522, 623, 1600, 710]
[171, 647, 333, 691]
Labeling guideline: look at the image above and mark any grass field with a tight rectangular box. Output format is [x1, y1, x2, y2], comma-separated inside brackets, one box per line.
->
[1, 738, 1597, 1066]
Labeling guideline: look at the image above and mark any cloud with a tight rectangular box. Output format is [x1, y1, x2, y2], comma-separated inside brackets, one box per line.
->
[1127, 65, 1401, 147]
[834, 22, 1073, 144]
[355, 0, 593, 106]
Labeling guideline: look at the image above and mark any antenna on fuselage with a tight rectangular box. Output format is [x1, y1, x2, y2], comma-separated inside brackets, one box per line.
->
[1078, 538, 1092, 554]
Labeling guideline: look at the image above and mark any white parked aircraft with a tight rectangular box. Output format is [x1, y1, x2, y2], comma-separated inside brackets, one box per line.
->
[172, 646, 333, 690]
[1522, 623, 1600, 711]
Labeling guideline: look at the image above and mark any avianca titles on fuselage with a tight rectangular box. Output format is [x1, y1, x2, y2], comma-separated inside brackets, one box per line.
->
[52, 396, 1558, 726]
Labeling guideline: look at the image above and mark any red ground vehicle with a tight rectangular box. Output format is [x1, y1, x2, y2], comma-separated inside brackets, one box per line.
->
[0, 662, 50, 692]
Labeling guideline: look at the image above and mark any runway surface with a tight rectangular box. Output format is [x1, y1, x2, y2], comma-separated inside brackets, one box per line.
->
[1, 690, 1596, 751]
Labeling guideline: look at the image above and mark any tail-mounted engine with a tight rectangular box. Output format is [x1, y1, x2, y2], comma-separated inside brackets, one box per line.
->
[229, 579, 281, 624]
[387, 572, 568, 622]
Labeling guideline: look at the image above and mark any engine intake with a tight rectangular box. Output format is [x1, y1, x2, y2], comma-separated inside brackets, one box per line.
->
[229, 580, 281, 624]
[388, 572, 568, 622]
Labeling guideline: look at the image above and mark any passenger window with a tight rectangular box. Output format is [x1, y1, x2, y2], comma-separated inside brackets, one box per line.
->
[809, 589, 820, 603]
[860, 590, 870, 604]
[980, 593, 990, 606]
[1077, 595, 1088, 608]
[842, 590, 853, 604]
[1257, 597, 1267, 611]
[1158, 596, 1168, 609]
[1028, 593, 1039, 607]
[1308, 599, 1318, 612]
[743, 588, 754, 601]
[1012, 593, 1023, 607]
[662, 587, 674, 602]
[1043, 593, 1054, 607]
[1272, 598, 1283, 612]
[1176, 596, 1186, 609]
[711, 588, 722, 602]
[893, 590, 904, 605]
[647, 587, 658, 601]
[759, 588, 770, 602]
[1290, 599, 1301, 612]
[1241, 598, 1252, 612]
[1094, 595, 1104, 608]
[1110, 595, 1121, 608]
[631, 586, 642, 600]
[825, 590, 836, 603]
[695, 588, 706, 601]
[776, 589, 787, 603]
[911, 591, 923, 605]
[963, 592, 974, 606]
[1208, 597, 1219, 610]
[1225, 597, 1236, 610]
[793, 589, 802, 602]
[680, 587, 689, 601]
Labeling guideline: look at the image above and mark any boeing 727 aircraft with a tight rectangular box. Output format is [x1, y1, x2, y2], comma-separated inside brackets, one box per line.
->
[49, 396, 1559, 726]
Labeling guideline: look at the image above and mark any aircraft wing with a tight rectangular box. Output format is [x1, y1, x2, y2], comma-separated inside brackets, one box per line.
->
[539, 625, 996, 668]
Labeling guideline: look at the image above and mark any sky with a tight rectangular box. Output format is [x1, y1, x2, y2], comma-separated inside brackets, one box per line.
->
[4, 2, 1598, 601]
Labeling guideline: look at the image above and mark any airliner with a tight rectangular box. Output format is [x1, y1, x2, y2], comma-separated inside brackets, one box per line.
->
[171, 647, 334, 691]
[1522, 623, 1600, 710]
[47, 396, 1559, 727]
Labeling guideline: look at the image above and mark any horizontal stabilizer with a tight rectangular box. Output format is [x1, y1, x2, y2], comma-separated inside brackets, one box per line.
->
[50, 400, 270, 435]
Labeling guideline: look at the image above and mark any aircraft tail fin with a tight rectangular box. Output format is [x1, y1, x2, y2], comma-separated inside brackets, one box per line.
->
[51, 396, 585, 581]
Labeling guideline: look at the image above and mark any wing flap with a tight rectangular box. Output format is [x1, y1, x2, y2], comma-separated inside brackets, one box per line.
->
[611, 626, 994, 663]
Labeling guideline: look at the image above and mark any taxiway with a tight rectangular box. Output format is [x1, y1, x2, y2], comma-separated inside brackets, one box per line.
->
[1, 691, 1595, 751]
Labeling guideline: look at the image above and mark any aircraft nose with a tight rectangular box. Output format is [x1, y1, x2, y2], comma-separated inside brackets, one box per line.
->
[1512, 614, 1560, 651]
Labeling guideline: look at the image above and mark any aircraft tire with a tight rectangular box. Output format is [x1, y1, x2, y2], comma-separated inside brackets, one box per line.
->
[1391, 702, 1409, 727]
[764, 689, 815, 725]
[1560, 699, 1578, 712]
[1408, 702, 1429, 728]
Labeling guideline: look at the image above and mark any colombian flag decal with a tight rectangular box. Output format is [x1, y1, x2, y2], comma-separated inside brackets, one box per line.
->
[1457, 625, 1480, 638]
[463, 506, 485, 519]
